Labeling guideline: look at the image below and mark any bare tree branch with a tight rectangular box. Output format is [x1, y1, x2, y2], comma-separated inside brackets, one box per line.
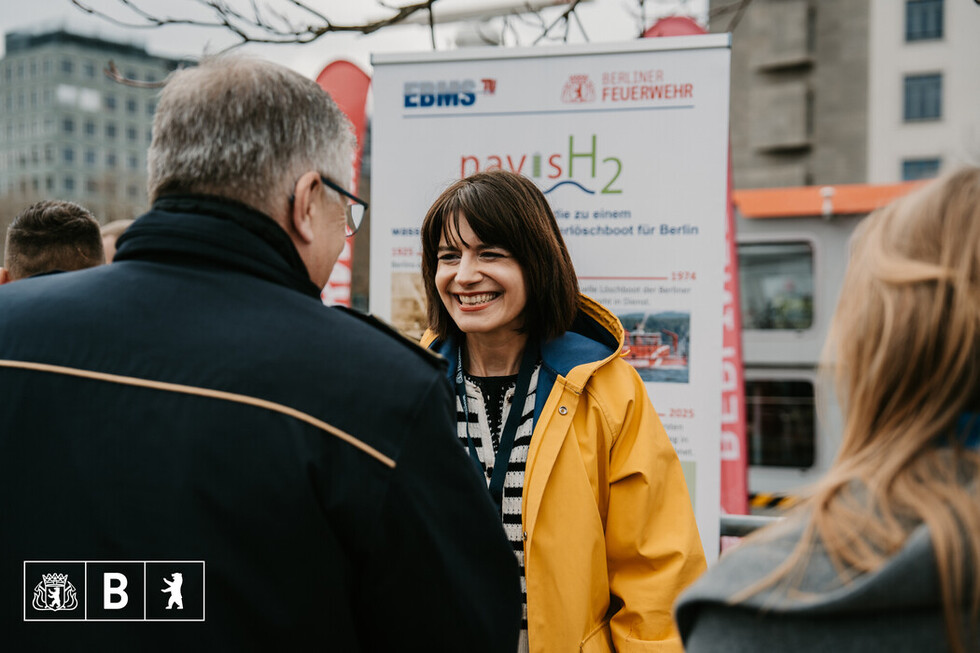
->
[571, 7, 589, 41]
[71, 0, 450, 50]
[73, 0, 721, 53]
[708, 0, 754, 32]
[427, 0, 436, 49]
[103, 59, 169, 87]
[533, 0, 584, 45]
[724, 0, 752, 32]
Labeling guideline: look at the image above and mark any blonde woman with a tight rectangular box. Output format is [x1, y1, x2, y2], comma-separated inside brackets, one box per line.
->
[676, 167, 980, 653]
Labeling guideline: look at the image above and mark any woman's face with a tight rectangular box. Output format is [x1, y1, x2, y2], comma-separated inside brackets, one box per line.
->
[435, 214, 527, 342]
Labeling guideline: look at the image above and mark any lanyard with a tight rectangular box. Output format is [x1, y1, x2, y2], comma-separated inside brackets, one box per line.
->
[456, 342, 538, 511]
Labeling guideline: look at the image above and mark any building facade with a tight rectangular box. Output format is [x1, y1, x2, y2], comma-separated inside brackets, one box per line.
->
[711, 0, 980, 189]
[0, 30, 183, 224]
[867, 0, 980, 183]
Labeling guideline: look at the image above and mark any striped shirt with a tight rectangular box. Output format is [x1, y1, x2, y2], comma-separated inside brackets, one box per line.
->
[458, 363, 539, 653]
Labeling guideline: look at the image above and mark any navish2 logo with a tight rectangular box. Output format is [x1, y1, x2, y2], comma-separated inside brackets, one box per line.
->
[460, 135, 623, 195]
[404, 80, 477, 108]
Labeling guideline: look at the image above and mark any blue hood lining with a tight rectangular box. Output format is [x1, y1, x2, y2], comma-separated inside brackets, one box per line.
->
[431, 308, 618, 424]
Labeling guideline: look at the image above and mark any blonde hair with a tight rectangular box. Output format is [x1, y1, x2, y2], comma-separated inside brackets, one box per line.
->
[745, 167, 980, 652]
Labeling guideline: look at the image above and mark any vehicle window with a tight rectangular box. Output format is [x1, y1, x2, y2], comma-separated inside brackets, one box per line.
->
[746, 379, 815, 468]
[738, 241, 814, 330]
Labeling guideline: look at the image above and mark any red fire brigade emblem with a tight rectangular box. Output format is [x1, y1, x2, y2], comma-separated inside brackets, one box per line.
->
[561, 75, 596, 103]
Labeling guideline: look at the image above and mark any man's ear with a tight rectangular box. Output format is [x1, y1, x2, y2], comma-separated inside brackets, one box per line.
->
[0, 268, 10, 285]
[290, 171, 322, 244]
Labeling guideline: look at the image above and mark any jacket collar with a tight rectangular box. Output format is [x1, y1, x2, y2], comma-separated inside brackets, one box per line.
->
[423, 294, 623, 416]
[114, 194, 321, 299]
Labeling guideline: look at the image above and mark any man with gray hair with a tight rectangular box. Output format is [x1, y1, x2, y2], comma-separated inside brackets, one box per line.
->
[0, 57, 519, 650]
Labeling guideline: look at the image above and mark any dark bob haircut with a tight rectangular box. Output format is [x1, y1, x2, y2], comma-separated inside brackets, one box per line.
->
[421, 169, 579, 343]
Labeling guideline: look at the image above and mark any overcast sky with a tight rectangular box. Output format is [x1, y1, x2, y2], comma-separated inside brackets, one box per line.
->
[0, 0, 708, 77]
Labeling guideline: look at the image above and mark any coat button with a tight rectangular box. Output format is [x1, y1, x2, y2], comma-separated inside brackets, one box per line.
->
[522, 531, 528, 541]
[558, 406, 567, 415]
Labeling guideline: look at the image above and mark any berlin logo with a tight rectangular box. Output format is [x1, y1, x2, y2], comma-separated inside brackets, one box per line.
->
[561, 75, 596, 103]
[162, 572, 183, 609]
[32, 573, 79, 612]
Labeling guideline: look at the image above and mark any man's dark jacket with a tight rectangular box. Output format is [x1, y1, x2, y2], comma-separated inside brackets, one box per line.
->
[0, 196, 521, 651]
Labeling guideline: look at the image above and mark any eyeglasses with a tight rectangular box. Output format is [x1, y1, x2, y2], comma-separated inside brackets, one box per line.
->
[318, 175, 368, 237]
[290, 174, 368, 237]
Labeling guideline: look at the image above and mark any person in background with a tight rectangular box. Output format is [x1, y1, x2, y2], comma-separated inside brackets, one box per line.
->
[0, 56, 520, 651]
[420, 169, 706, 653]
[0, 200, 104, 283]
[675, 167, 980, 653]
[100, 219, 134, 263]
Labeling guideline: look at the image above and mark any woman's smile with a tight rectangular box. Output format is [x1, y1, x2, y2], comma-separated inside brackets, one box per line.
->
[456, 292, 501, 310]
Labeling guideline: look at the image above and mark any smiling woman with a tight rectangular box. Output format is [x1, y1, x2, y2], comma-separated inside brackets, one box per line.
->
[419, 169, 707, 653]
[434, 218, 528, 363]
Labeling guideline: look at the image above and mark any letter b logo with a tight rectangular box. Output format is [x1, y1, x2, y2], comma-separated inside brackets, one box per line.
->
[104, 572, 129, 609]
[88, 563, 143, 620]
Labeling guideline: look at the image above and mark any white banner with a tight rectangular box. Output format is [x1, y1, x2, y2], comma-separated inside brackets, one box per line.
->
[371, 36, 730, 558]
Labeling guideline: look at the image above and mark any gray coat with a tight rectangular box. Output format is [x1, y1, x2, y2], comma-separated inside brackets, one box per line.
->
[675, 516, 975, 652]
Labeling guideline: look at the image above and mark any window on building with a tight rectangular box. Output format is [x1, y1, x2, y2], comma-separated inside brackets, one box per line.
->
[738, 241, 815, 330]
[145, 72, 158, 83]
[126, 97, 137, 113]
[146, 101, 156, 116]
[17, 63, 24, 79]
[127, 154, 139, 170]
[42, 59, 50, 75]
[85, 121, 96, 136]
[63, 148, 75, 163]
[746, 379, 816, 468]
[106, 153, 117, 168]
[30, 91, 37, 109]
[904, 73, 942, 121]
[29, 60, 36, 77]
[125, 69, 138, 80]
[44, 146, 53, 163]
[3, 64, 9, 81]
[61, 59, 73, 75]
[45, 175, 54, 191]
[146, 129, 153, 144]
[32, 177, 39, 192]
[84, 61, 96, 78]
[63, 118, 75, 134]
[902, 158, 941, 180]
[64, 176, 75, 192]
[106, 123, 117, 139]
[84, 149, 96, 165]
[105, 95, 117, 111]
[86, 178, 98, 193]
[126, 126, 137, 141]
[906, 0, 943, 41]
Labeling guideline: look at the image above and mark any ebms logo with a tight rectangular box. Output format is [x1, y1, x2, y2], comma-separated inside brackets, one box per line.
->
[404, 80, 477, 108]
